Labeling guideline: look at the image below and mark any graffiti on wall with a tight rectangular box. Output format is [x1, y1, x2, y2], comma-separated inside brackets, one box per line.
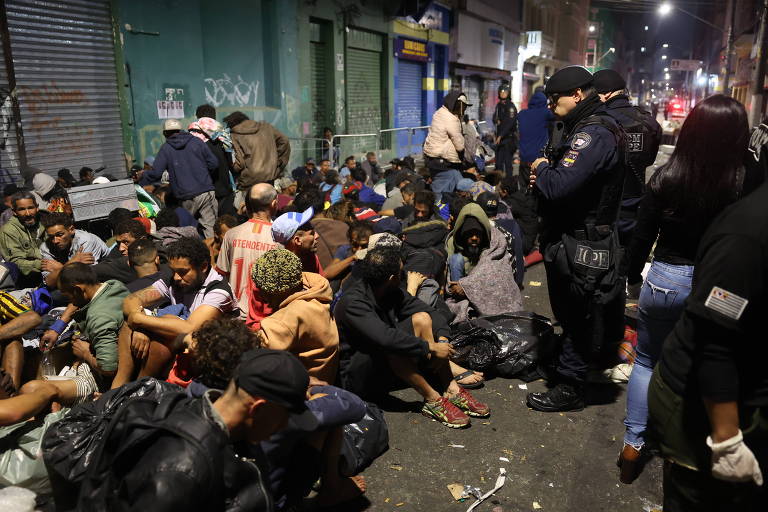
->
[19, 82, 94, 157]
[204, 74, 260, 108]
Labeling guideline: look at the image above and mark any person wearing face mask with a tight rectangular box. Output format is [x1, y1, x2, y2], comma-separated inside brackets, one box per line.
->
[526, 65, 627, 413]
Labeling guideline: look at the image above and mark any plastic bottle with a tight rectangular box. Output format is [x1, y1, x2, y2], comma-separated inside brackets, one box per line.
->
[41, 350, 56, 378]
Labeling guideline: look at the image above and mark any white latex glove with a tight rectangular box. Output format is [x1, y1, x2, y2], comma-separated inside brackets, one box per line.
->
[707, 430, 763, 486]
[627, 281, 642, 300]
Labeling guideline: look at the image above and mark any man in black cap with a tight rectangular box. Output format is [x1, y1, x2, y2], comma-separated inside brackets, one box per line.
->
[526, 65, 627, 412]
[594, 69, 661, 254]
[492, 82, 519, 178]
[75, 348, 316, 510]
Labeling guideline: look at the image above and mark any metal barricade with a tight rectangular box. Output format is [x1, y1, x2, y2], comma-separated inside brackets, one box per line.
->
[331, 133, 378, 168]
[287, 137, 332, 172]
[379, 125, 430, 159]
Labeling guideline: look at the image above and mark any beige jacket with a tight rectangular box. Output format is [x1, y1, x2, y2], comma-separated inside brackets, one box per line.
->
[260, 272, 339, 384]
[423, 106, 465, 163]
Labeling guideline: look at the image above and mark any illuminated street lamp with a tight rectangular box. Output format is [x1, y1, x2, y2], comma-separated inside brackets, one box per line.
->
[641, 47, 646, 52]
[658, 3, 673, 15]
[662, 43, 669, 48]
[589, 25, 596, 33]
[664, 67, 669, 72]
[661, 55, 667, 60]
[665, 73, 671, 79]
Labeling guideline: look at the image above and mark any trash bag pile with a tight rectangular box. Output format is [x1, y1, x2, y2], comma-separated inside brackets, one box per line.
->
[449, 312, 556, 381]
[339, 402, 389, 477]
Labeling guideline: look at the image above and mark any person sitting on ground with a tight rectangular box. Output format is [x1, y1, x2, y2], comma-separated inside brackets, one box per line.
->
[498, 178, 538, 256]
[445, 203, 522, 324]
[215, 183, 280, 319]
[274, 177, 297, 213]
[151, 207, 200, 246]
[334, 246, 490, 428]
[125, 238, 169, 293]
[40, 212, 110, 289]
[0, 292, 42, 391]
[381, 171, 413, 211]
[360, 151, 381, 185]
[204, 214, 237, 266]
[41, 263, 129, 389]
[66, 349, 316, 511]
[292, 189, 349, 269]
[319, 169, 344, 205]
[292, 158, 320, 185]
[75, 167, 94, 187]
[327, 221, 374, 292]
[0, 379, 61, 426]
[379, 183, 416, 223]
[0, 190, 46, 287]
[112, 236, 237, 388]
[401, 190, 442, 228]
[252, 249, 339, 383]
[271, 207, 323, 275]
[475, 191, 525, 289]
[92, 219, 150, 285]
[347, 167, 385, 210]
[0, 184, 19, 228]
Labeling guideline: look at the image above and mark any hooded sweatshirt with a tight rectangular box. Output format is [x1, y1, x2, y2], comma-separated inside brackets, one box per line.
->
[143, 132, 217, 200]
[0, 215, 45, 276]
[423, 91, 465, 163]
[517, 91, 555, 163]
[73, 280, 129, 373]
[259, 272, 339, 383]
[230, 120, 291, 189]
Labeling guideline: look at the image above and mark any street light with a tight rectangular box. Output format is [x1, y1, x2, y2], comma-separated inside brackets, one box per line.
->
[589, 25, 596, 33]
[661, 55, 667, 60]
[662, 43, 669, 48]
[595, 47, 616, 66]
[665, 73, 671, 79]
[641, 47, 646, 52]
[664, 67, 669, 72]
[658, 3, 673, 16]
[644, 25, 649, 31]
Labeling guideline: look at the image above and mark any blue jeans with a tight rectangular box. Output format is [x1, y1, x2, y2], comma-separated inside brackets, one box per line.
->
[624, 260, 693, 449]
[448, 253, 467, 282]
[430, 169, 462, 203]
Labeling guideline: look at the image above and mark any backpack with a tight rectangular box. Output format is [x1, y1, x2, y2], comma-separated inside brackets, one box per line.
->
[612, 106, 662, 190]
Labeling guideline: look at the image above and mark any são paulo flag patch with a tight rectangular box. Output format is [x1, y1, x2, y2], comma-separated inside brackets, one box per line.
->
[704, 286, 748, 320]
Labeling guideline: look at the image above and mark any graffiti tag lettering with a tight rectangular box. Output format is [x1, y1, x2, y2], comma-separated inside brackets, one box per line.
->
[204, 74, 260, 108]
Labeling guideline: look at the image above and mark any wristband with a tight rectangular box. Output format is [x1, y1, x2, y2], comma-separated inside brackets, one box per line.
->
[50, 319, 68, 335]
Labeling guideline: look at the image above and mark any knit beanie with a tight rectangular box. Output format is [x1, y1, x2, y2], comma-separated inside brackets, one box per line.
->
[251, 249, 303, 295]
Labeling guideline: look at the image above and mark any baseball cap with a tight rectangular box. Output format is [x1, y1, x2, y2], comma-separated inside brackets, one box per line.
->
[234, 349, 319, 432]
[271, 207, 314, 245]
[143, 156, 155, 167]
[456, 178, 475, 192]
[457, 93, 473, 106]
[163, 119, 183, 131]
[476, 191, 499, 218]
[305, 158, 316, 165]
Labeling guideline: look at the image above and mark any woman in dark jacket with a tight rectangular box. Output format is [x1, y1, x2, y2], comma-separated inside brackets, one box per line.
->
[619, 94, 750, 483]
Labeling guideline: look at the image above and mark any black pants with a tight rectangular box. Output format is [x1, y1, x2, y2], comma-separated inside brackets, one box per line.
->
[496, 138, 517, 179]
[663, 460, 765, 512]
[544, 258, 625, 383]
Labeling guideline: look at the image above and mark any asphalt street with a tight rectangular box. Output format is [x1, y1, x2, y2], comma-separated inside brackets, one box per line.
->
[352, 262, 664, 512]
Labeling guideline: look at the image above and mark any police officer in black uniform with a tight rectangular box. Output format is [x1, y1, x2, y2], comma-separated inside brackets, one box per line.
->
[493, 83, 518, 178]
[594, 69, 661, 248]
[526, 66, 626, 412]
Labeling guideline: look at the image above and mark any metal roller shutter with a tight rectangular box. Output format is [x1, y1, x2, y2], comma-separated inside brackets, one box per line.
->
[484, 78, 501, 126]
[7, 0, 125, 177]
[395, 59, 423, 156]
[463, 76, 481, 121]
[345, 29, 382, 156]
[309, 22, 328, 139]
[0, 30, 20, 185]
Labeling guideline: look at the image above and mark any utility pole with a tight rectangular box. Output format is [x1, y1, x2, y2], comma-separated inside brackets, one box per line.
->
[724, 0, 737, 95]
[749, 0, 768, 126]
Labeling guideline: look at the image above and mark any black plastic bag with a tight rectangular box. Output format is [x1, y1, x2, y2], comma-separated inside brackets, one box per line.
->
[42, 378, 180, 510]
[448, 326, 501, 370]
[339, 402, 389, 477]
[451, 312, 555, 380]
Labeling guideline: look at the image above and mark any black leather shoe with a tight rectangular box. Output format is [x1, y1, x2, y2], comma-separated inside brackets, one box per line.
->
[526, 383, 585, 412]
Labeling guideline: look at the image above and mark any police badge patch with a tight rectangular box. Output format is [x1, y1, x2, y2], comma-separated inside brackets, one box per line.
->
[562, 150, 579, 167]
[571, 132, 592, 150]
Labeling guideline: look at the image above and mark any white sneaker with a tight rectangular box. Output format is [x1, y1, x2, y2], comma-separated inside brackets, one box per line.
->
[603, 363, 633, 383]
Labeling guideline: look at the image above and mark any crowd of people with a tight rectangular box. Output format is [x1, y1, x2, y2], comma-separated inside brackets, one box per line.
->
[0, 64, 764, 511]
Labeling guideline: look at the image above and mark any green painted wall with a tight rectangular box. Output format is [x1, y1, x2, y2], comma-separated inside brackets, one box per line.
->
[113, 0, 301, 166]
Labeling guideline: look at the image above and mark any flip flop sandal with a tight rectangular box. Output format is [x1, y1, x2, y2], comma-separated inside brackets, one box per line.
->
[453, 370, 484, 389]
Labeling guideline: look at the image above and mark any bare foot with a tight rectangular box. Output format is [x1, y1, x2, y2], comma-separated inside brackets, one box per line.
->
[450, 362, 484, 386]
[317, 475, 367, 507]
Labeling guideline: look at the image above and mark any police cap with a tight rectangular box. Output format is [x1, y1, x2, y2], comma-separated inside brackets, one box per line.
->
[593, 69, 626, 94]
[544, 66, 593, 95]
